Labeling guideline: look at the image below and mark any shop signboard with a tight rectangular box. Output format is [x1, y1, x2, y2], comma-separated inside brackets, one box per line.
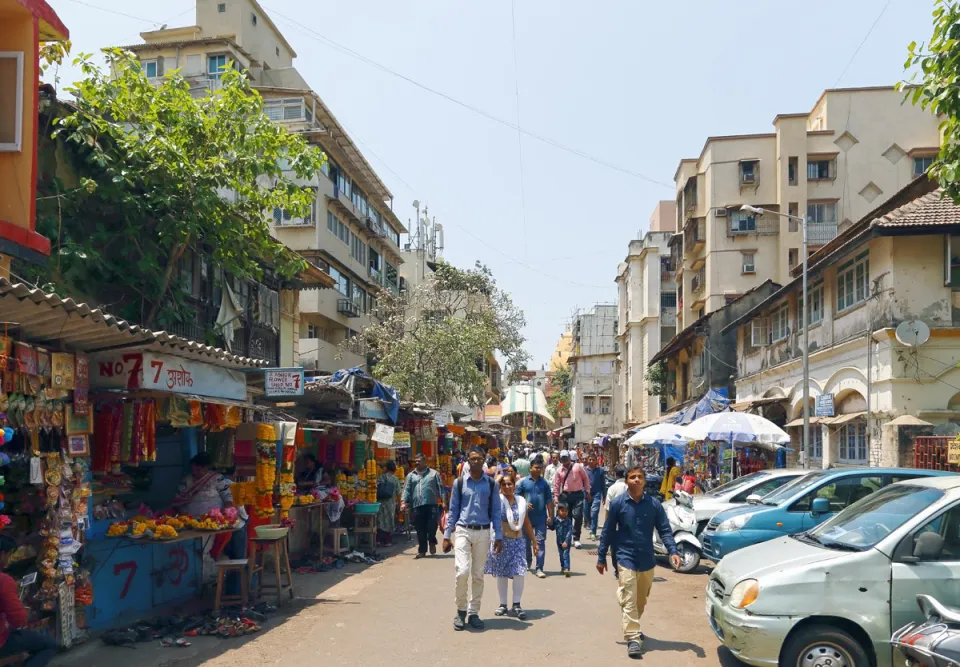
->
[433, 409, 452, 426]
[90, 351, 246, 401]
[382, 431, 411, 450]
[373, 423, 394, 445]
[358, 399, 388, 420]
[483, 405, 502, 422]
[815, 393, 834, 418]
[264, 369, 304, 397]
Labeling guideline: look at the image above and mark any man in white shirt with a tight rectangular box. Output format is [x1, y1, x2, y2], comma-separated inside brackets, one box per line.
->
[544, 451, 561, 487]
[605, 465, 628, 510]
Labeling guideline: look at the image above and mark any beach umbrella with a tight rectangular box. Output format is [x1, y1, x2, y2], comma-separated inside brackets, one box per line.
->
[686, 412, 789, 449]
[625, 423, 694, 447]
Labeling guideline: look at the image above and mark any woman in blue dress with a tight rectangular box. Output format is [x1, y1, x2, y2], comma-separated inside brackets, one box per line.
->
[485, 474, 538, 619]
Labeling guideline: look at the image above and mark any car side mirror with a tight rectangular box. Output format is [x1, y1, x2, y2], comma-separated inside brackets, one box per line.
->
[913, 532, 945, 561]
[810, 497, 830, 516]
[746, 493, 763, 504]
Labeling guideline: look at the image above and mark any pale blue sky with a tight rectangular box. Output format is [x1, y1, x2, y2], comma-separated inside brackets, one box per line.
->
[49, 0, 934, 368]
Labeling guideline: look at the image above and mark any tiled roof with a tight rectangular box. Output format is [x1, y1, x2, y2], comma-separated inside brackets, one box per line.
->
[871, 188, 957, 228]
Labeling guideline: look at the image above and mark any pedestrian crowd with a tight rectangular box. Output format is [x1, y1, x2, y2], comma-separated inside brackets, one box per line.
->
[398, 442, 682, 659]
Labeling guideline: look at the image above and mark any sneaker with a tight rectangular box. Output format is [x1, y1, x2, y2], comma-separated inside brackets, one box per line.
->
[467, 615, 485, 630]
[453, 611, 466, 631]
[562, 569, 571, 578]
[512, 604, 527, 621]
[589, 533, 598, 541]
[627, 640, 643, 659]
[535, 569, 546, 579]
[494, 605, 508, 617]
[574, 541, 582, 549]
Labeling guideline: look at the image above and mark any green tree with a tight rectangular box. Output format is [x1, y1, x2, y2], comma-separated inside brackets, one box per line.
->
[31, 48, 324, 328]
[546, 363, 571, 418]
[645, 360, 669, 397]
[347, 261, 529, 407]
[902, 0, 960, 200]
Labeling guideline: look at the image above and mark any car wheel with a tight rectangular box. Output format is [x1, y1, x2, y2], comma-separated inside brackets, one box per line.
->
[676, 543, 701, 573]
[781, 625, 870, 667]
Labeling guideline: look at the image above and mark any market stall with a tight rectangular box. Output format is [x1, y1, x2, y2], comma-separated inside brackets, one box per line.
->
[683, 412, 791, 487]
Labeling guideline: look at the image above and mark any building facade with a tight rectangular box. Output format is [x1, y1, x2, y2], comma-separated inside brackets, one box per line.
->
[672, 87, 941, 335]
[569, 304, 619, 443]
[729, 177, 960, 469]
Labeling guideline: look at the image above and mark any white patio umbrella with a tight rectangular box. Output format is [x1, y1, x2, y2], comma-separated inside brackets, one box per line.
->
[625, 423, 694, 447]
[686, 412, 790, 450]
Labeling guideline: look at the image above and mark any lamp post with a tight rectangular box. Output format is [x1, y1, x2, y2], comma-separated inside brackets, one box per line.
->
[740, 205, 811, 469]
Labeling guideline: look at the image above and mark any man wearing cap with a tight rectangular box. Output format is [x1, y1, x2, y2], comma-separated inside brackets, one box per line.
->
[553, 450, 591, 549]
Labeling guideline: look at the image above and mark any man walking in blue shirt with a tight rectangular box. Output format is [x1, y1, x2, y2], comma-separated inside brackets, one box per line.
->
[443, 446, 503, 631]
[516, 456, 553, 578]
[585, 454, 607, 541]
[597, 466, 680, 659]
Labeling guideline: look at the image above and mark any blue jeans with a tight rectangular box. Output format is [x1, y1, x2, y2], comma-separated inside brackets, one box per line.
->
[525, 514, 546, 571]
[0, 630, 58, 667]
[557, 542, 570, 571]
[589, 495, 603, 536]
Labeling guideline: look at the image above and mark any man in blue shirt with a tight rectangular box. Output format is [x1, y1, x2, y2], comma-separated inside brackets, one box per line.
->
[443, 446, 503, 631]
[585, 454, 607, 541]
[516, 456, 553, 578]
[597, 466, 680, 659]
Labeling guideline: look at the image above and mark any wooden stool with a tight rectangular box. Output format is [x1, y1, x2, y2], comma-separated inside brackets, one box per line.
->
[354, 514, 377, 552]
[0, 653, 29, 667]
[330, 527, 349, 555]
[214, 559, 249, 612]
[252, 537, 294, 606]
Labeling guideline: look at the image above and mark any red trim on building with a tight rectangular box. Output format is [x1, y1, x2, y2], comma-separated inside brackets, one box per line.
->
[0, 220, 51, 255]
[14, 0, 69, 40]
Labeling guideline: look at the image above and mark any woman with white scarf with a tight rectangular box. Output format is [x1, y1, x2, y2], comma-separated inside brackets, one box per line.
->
[484, 474, 538, 620]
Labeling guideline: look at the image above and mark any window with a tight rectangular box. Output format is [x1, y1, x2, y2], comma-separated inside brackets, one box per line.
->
[581, 361, 594, 376]
[599, 397, 612, 415]
[352, 285, 367, 313]
[142, 58, 159, 79]
[306, 323, 317, 339]
[661, 292, 677, 308]
[751, 317, 770, 347]
[788, 157, 798, 186]
[946, 235, 960, 287]
[327, 211, 337, 235]
[273, 188, 316, 225]
[178, 250, 195, 296]
[906, 501, 960, 562]
[0, 52, 24, 151]
[836, 252, 869, 311]
[808, 202, 838, 224]
[352, 187, 368, 217]
[741, 251, 756, 274]
[258, 286, 280, 328]
[329, 267, 348, 296]
[798, 282, 824, 326]
[729, 210, 756, 233]
[914, 155, 935, 177]
[583, 397, 594, 414]
[208, 54, 228, 79]
[338, 220, 349, 245]
[839, 423, 868, 462]
[739, 160, 758, 185]
[218, 2, 226, 11]
[386, 225, 401, 247]
[807, 159, 836, 180]
[336, 170, 351, 199]
[771, 304, 789, 342]
[788, 202, 799, 232]
[251, 12, 258, 25]
[264, 98, 311, 122]
[791, 475, 881, 513]
[811, 427, 823, 459]
[788, 248, 799, 270]
[351, 232, 366, 265]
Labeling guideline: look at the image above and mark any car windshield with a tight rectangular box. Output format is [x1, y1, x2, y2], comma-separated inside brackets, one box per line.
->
[805, 484, 944, 551]
[761, 471, 828, 505]
[704, 471, 769, 497]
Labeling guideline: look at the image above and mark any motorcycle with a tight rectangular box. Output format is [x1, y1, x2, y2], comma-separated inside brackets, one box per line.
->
[892, 594, 960, 666]
[653, 490, 702, 573]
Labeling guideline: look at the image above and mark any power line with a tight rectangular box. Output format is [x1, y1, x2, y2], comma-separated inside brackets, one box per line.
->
[833, 0, 894, 88]
[259, 3, 674, 190]
[509, 0, 529, 260]
[59, 0, 170, 25]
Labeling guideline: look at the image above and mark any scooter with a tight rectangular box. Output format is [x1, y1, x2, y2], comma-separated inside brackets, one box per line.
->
[653, 490, 702, 573]
[892, 594, 960, 666]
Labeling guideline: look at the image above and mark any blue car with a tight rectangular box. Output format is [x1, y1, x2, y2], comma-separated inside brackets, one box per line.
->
[700, 467, 955, 562]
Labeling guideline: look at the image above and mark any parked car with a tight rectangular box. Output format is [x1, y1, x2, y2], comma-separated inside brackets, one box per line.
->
[706, 474, 960, 667]
[663, 468, 805, 536]
[701, 467, 951, 562]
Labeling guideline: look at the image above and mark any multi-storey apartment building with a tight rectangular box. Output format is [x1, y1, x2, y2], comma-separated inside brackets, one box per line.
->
[122, 0, 406, 374]
[569, 304, 619, 443]
[672, 86, 940, 335]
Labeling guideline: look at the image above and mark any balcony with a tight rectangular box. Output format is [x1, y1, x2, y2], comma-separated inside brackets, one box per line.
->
[807, 222, 839, 246]
[684, 218, 706, 254]
[691, 267, 705, 295]
[163, 300, 279, 365]
[368, 266, 383, 284]
[365, 217, 386, 237]
[337, 298, 361, 318]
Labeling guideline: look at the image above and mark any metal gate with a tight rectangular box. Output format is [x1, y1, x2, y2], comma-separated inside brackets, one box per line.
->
[913, 436, 958, 471]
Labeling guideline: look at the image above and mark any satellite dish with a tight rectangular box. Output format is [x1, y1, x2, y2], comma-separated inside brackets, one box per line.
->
[896, 319, 931, 347]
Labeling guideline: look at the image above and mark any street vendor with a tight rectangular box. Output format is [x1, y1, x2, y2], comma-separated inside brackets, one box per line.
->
[296, 453, 324, 493]
[172, 453, 240, 562]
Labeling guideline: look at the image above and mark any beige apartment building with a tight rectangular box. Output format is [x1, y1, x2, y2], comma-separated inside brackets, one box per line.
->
[569, 304, 620, 443]
[615, 201, 677, 425]
[672, 86, 940, 335]
[122, 0, 406, 374]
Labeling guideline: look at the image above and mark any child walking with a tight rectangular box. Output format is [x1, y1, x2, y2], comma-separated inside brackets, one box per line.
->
[554, 504, 573, 577]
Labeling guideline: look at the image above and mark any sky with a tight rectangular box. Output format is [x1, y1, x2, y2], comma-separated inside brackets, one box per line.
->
[48, 0, 935, 369]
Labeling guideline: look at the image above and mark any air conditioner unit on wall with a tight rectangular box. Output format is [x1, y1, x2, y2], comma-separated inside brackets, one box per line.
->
[715, 208, 728, 217]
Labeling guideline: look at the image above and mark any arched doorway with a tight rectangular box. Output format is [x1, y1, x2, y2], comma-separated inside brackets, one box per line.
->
[833, 390, 867, 464]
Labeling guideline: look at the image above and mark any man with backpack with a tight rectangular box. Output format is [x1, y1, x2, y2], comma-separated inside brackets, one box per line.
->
[443, 446, 503, 631]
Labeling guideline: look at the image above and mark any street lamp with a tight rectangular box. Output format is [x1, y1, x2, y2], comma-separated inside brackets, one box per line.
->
[740, 204, 811, 469]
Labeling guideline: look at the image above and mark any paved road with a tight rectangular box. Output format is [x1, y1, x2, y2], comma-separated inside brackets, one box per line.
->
[56, 530, 740, 667]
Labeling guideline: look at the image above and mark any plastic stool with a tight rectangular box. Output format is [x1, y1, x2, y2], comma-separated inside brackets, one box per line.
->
[331, 528, 349, 555]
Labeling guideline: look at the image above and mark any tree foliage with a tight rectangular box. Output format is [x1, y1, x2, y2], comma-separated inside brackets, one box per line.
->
[902, 0, 960, 201]
[546, 364, 571, 419]
[347, 261, 529, 407]
[29, 48, 325, 328]
[645, 360, 669, 397]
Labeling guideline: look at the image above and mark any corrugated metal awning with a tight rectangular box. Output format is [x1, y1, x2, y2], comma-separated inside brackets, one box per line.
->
[824, 411, 867, 426]
[785, 416, 829, 427]
[0, 278, 269, 368]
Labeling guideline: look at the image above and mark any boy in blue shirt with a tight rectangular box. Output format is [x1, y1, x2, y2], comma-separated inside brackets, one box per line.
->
[554, 504, 573, 577]
[516, 456, 553, 578]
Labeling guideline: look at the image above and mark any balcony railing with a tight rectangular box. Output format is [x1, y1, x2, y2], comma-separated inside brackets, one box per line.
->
[684, 218, 706, 253]
[692, 268, 705, 294]
[368, 266, 383, 284]
[366, 217, 386, 237]
[337, 298, 361, 317]
[807, 222, 839, 245]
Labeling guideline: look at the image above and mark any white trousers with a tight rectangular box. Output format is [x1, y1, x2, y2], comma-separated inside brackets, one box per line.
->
[454, 526, 490, 614]
[496, 576, 525, 606]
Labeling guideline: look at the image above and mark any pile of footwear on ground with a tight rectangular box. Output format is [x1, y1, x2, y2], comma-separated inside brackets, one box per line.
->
[291, 550, 383, 574]
[100, 602, 277, 647]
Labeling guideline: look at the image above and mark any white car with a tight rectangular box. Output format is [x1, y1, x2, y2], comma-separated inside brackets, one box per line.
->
[664, 469, 805, 535]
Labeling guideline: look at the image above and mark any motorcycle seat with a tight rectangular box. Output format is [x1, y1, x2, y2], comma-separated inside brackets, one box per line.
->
[918, 594, 960, 624]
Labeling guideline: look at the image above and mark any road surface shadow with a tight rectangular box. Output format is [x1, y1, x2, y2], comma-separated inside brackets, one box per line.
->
[616, 636, 707, 659]
[482, 609, 556, 631]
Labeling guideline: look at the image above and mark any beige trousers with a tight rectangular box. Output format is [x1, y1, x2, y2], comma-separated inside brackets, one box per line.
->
[454, 526, 490, 614]
[617, 566, 656, 641]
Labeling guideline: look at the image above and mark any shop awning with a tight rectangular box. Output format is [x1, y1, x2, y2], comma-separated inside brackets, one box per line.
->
[731, 396, 786, 412]
[500, 384, 555, 426]
[785, 416, 829, 427]
[825, 411, 867, 426]
[0, 278, 269, 368]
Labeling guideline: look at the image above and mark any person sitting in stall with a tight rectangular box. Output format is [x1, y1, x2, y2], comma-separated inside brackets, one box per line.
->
[172, 453, 240, 564]
[315, 471, 346, 526]
[0, 537, 57, 667]
[296, 453, 324, 493]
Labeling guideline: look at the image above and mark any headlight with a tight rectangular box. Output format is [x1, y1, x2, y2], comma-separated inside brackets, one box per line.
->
[729, 579, 760, 609]
[716, 513, 750, 533]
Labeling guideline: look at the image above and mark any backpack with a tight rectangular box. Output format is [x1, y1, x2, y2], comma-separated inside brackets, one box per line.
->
[454, 475, 495, 526]
[376, 475, 396, 501]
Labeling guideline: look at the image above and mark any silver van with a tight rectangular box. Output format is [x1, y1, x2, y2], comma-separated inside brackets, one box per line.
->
[706, 475, 960, 667]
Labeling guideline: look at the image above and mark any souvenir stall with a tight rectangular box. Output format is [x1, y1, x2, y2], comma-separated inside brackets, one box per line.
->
[682, 412, 790, 487]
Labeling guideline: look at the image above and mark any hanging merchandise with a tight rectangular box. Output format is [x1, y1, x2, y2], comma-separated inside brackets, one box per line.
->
[254, 424, 278, 518]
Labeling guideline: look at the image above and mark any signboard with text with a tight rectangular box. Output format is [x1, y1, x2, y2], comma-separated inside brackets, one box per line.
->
[90, 351, 247, 401]
[264, 369, 304, 397]
[358, 399, 388, 420]
[373, 423, 395, 445]
[815, 393, 835, 418]
[949, 439, 960, 466]
[381, 431, 411, 450]
[483, 405, 502, 422]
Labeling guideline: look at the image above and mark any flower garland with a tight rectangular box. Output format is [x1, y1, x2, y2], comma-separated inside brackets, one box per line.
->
[254, 424, 278, 519]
